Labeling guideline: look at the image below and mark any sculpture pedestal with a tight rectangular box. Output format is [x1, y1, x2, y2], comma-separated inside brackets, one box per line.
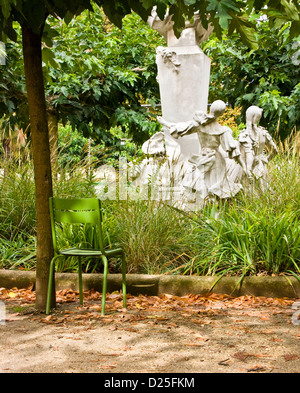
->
[156, 44, 211, 157]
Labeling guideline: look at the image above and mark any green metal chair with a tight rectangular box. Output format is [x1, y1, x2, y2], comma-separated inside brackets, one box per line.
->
[46, 197, 126, 315]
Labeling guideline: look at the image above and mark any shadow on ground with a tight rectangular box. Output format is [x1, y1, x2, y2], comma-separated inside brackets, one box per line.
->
[0, 288, 299, 373]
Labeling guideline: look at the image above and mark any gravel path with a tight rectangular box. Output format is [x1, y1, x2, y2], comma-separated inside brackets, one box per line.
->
[0, 289, 299, 374]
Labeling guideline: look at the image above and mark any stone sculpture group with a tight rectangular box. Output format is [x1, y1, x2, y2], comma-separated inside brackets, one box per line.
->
[130, 8, 278, 208]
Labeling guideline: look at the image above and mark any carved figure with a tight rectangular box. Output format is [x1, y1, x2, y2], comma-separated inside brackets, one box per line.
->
[158, 100, 246, 199]
[238, 105, 278, 190]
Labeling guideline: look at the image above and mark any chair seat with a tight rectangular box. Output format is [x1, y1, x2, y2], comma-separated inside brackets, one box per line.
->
[59, 247, 123, 258]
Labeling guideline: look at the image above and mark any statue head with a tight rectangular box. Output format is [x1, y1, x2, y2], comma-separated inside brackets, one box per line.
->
[246, 106, 263, 125]
[210, 100, 226, 119]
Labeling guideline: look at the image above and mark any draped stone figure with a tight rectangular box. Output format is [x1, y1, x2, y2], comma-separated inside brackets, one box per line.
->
[238, 106, 278, 190]
[157, 100, 247, 200]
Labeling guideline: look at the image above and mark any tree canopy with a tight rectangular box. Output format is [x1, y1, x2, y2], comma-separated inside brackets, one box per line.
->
[1, 1, 300, 143]
[44, 9, 163, 145]
[0, 8, 163, 146]
[1, 0, 300, 46]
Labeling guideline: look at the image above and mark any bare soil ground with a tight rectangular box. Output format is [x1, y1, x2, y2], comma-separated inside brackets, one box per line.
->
[0, 286, 299, 374]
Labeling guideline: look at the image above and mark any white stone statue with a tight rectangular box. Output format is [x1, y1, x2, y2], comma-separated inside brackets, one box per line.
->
[148, 7, 213, 160]
[126, 9, 277, 207]
[130, 103, 277, 205]
[129, 132, 165, 186]
[158, 100, 247, 200]
[238, 105, 278, 190]
[129, 131, 192, 202]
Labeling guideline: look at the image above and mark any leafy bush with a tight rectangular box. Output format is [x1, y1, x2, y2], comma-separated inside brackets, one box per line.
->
[205, 21, 300, 139]
[0, 234, 36, 270]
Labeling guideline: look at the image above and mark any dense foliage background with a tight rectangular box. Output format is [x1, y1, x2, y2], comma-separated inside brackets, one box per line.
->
[1, 8, 164, 153]
[205, 18, 300, 139]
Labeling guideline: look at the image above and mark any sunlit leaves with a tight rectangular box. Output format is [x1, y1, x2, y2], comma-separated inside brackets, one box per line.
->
[42, 47, 58, 68]
[207, 0, 238, 29]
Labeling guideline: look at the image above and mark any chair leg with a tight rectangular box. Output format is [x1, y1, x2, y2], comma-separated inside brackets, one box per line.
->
[78, 256, 83, 305]
[121, 255, 127, 309]
[46, 255, 61, 315]
[101, 255, 108, 316]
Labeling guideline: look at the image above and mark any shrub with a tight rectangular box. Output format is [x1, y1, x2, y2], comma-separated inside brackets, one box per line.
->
[113, 199, 193, 274]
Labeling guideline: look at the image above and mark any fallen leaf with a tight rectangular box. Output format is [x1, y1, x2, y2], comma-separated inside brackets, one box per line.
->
[0, 288, 8, 297]
[89, 305, 102, 312]
[123, 328, 138, 333]
[271, 338, 283, 343]
[247, 365, 267, 372]
[232, 351, 250, 361]
[218, 358, 231, 366]
[100, 364, 117, 370]
[41, 315, 55, 323]
[283, 354, 299, 361]
[166, 322, 178, 328]
[195, 336, 210, 342]
[8, 292, 17, 298]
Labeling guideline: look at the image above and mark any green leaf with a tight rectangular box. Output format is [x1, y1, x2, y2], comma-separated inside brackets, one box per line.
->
[280, 0, 300, 21]
[237, 23, 259, 50]
[102, 3, 123, 29]
[184, 0, 197, 5]
[169, 2, 187, 38]
[42, 47, 58, 68]
[64, 10, 74, 25]
[0, 0, 16, 19]
[290, 20, 300, 39]
[207, 0, 239, 29]
[243, 93, 255, 102]
[60, 86, 69, 97]
[253, 0, 265, 11]
[3, 21, 18, 42]
[140, 0, 154, 9]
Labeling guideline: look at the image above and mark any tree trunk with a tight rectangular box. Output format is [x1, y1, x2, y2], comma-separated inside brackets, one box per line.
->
[47, 107, 59, 166]
[22, 24, 55, 311]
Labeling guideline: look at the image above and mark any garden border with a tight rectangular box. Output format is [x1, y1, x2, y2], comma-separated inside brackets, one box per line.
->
[0, 270, 299, 298]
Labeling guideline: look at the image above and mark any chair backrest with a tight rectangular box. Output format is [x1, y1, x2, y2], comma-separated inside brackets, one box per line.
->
[49, 197, 104, 253]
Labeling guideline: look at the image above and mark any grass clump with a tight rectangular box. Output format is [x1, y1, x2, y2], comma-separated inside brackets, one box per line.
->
[113, 199, 193, 274]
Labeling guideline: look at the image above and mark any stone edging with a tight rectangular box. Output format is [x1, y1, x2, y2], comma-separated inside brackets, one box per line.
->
[0, 270, 299, 298]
